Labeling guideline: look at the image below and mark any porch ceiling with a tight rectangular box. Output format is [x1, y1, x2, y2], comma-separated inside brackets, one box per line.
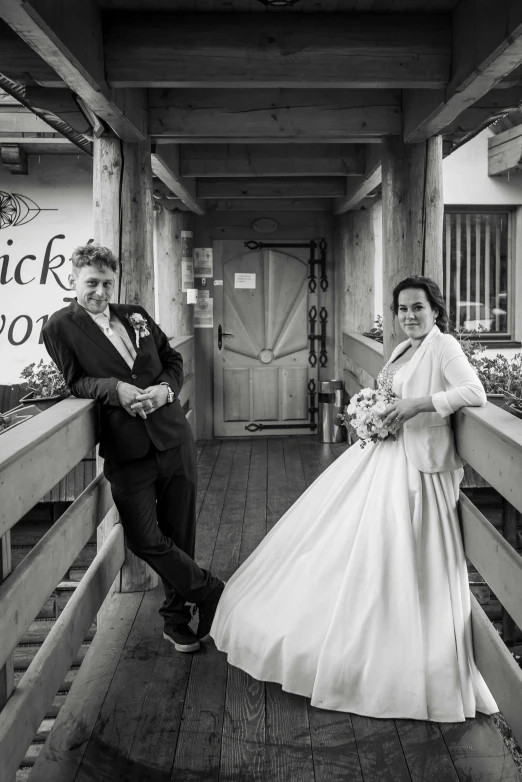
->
[0, 0, 522, 213]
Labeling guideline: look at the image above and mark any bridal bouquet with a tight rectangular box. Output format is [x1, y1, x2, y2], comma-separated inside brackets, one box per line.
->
[339, 387, 398, 448]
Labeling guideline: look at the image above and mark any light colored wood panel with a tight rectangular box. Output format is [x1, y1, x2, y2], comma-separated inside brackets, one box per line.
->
[0, 475, 113, 671]
[224, 369, 250, 421]
[0, 110, 53, 132]
[169, 335, 194, 364]
[0, 0, 146, 141]
[106, 14, 450, 87]
[0, 523, 125, 782]
[470, 593, 522, 749]
[149, 89, 401, 141]
[488, 125, 522, 176]
[252, 367, 279, 421]
[282, 368, 308, 420]
[179, 143, 365, 177]
[154, 210, 194, 337]
[198, 178, 345, 199]
[0, 399, 97, 537]
[342, 333, 384, 380]
[460, 492, 522, 630]
[454, 405, 522, 516]
[334, 144, 382, 214]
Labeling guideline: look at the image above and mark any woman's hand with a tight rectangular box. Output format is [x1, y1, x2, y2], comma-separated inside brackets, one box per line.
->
[381, 396, 435, 429]
[381, 399, 421, 429]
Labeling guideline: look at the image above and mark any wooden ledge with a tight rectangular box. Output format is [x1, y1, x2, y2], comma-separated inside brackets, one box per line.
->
[342, 332, 385, 381]
[169, 334, 194, 350]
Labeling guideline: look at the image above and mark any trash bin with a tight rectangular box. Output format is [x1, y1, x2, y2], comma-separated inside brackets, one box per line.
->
[318, 379, 346, 443]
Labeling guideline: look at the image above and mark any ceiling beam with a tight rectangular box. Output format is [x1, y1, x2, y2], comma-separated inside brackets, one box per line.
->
[105, 12, 450, 89]
[148, 89, 401, 142]
[179, 144, 365, 178]
[488, 124, 522, 175]
[205, 199, 332, 212]
[151, 145, 205, 216]
[196, 178, 345, 200]
[0, 0, 146, 142]
[403, 0, 522, 143]
[334, 145, 382, 214]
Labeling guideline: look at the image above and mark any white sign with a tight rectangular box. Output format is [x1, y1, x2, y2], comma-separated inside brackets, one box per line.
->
[181, 259, 194, 292]
[234, 273, 256, 289]
[0, 157, 93, 385]
[214, 280, 223, 286]
[194, 290, 213, 329]
[194, 247, 213, 278]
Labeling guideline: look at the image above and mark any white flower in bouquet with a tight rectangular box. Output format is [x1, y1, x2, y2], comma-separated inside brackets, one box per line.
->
[338, 387, 398, 448]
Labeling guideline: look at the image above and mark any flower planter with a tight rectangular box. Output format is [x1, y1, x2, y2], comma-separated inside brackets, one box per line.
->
[486, 393, 508, 409]
[20, 392, 66, 412]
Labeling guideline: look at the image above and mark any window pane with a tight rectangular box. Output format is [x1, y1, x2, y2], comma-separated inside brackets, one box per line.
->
[443, 211, 510, 335]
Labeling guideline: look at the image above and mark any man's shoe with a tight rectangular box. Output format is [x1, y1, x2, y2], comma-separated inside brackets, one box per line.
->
[163, 623, 201, 653]
[197, 580, 226, 640]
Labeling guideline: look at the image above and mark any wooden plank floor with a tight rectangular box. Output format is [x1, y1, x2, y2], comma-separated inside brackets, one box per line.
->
[29, 437, 521, 782]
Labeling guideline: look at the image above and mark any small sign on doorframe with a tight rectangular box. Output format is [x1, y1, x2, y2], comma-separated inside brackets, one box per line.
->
[194, 247, 213, 278]
[234, 273, 256, 289]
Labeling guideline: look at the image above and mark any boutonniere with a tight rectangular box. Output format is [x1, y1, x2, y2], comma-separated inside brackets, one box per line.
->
[126, 312, 150, 348]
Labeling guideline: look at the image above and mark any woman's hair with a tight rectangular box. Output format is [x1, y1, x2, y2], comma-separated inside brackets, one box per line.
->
[71, 244, 118, 274]
[391, 276, 450, 333]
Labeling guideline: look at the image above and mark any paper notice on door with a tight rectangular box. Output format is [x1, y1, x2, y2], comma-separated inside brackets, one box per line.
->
[194, 290, 214, 328]
[194, 248, 213, 277]
[181, 259, 194, 292]
[234, 273, 256, 289]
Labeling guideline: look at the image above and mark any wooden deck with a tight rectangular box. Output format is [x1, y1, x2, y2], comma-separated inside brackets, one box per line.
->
[28, 437, 521, 782]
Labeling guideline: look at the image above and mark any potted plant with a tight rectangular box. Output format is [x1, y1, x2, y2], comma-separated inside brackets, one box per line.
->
[19, 359, 69, 411]
[363, 315, 383, 344]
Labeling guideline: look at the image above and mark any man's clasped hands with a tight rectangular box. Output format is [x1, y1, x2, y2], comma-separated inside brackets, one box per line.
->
[116, 382, 169, 419]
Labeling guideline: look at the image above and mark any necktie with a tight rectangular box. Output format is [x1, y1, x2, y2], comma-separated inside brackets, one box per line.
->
[93, 312, 136, 369]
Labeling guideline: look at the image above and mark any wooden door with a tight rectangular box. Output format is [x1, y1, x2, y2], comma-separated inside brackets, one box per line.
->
[213, 240, 317, 437]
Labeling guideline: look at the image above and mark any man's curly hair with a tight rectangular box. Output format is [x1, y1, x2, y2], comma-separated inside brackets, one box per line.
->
[71, 244, 118, 274]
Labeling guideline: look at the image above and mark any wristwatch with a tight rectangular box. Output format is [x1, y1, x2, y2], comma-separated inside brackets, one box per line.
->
[161, 383, 175, 406]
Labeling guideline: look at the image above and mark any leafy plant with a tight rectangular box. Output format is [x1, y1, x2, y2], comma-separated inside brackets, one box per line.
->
[363, 315, 383, 344]
[20, 359, 68, 398]
[453, 328, 522, 404]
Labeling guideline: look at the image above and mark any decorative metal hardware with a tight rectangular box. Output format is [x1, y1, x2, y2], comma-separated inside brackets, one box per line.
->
[308, 306, 328, 367]
[319, 238, 328, 292]
[245, 378, 318, 432]
[308, 241, 318, 293]
[243, 239, 328, 295]
[218, 324, 233, 351]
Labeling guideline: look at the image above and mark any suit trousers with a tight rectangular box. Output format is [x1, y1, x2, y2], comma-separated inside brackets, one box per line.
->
[104, 439, 218, 625]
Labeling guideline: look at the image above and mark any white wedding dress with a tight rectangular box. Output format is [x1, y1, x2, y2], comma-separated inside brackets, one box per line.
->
[210, 362, 498, 721]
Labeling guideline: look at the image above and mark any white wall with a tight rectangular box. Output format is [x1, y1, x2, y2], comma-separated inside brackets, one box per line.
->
[0, 155, 92, 384]
[443, 128, 522, 205]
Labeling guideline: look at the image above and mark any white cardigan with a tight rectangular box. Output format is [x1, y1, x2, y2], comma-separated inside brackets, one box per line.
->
[387, 325, 486, 473]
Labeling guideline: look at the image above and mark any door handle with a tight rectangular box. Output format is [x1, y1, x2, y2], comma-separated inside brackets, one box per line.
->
[218, 324, 234, 350]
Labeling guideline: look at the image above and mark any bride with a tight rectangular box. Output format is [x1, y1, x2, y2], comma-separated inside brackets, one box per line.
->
[210, 275, 498, 722]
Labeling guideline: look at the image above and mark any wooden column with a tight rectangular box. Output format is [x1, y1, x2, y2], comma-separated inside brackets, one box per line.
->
[93, 135, 158, 594]
[154, 208, 193, 337]
[381, 135, 443, 358]
[335, 208, 376, 388]
[0, 533, 14, 782]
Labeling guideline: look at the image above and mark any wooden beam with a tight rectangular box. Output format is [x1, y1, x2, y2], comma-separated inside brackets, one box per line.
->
[24, 87, 92, 135]
[149, 89, 401, 142]
[1, 143, 27, 173]
[151, 145, 205, 215]
[0, 0, 146, 142]
[205, 198, 332, 212]
[334, 144, 382, 214]
[196, 177, 345, 199]
[403, 0, 522, 142]
[488, 124, 522, 175]
[179, 144, 364, 178]
[105, 12, 450, 89]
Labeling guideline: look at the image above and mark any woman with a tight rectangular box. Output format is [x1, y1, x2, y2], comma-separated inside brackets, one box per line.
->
[210, 276, 498, 722]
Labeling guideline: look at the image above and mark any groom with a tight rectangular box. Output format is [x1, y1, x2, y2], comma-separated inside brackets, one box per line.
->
[43, 243, 224, 653]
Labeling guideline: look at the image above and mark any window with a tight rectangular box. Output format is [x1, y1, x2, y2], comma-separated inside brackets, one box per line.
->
[443, 209, 512, 336]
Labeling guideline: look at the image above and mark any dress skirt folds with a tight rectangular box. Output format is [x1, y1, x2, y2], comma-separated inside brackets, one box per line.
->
[210, 370, 498, 721]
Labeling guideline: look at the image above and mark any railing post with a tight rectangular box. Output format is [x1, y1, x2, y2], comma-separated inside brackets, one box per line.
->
[502, 498, 521, 645]
[0, 532, 14, 782]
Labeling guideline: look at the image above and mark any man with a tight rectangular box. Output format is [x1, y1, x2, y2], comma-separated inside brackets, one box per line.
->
[43, 244, 224, 653]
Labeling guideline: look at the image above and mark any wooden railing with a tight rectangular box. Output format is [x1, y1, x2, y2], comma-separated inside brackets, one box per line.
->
[343, 332, 522, 746]
[170, 334, 196, 436]
[0, 399, 123, 782]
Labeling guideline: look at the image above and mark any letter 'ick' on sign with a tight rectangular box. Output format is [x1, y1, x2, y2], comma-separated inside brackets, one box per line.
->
[235, 273, 256, 289]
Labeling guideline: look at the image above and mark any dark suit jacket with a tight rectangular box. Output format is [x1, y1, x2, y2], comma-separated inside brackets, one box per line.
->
[43, 300, 193, 461]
